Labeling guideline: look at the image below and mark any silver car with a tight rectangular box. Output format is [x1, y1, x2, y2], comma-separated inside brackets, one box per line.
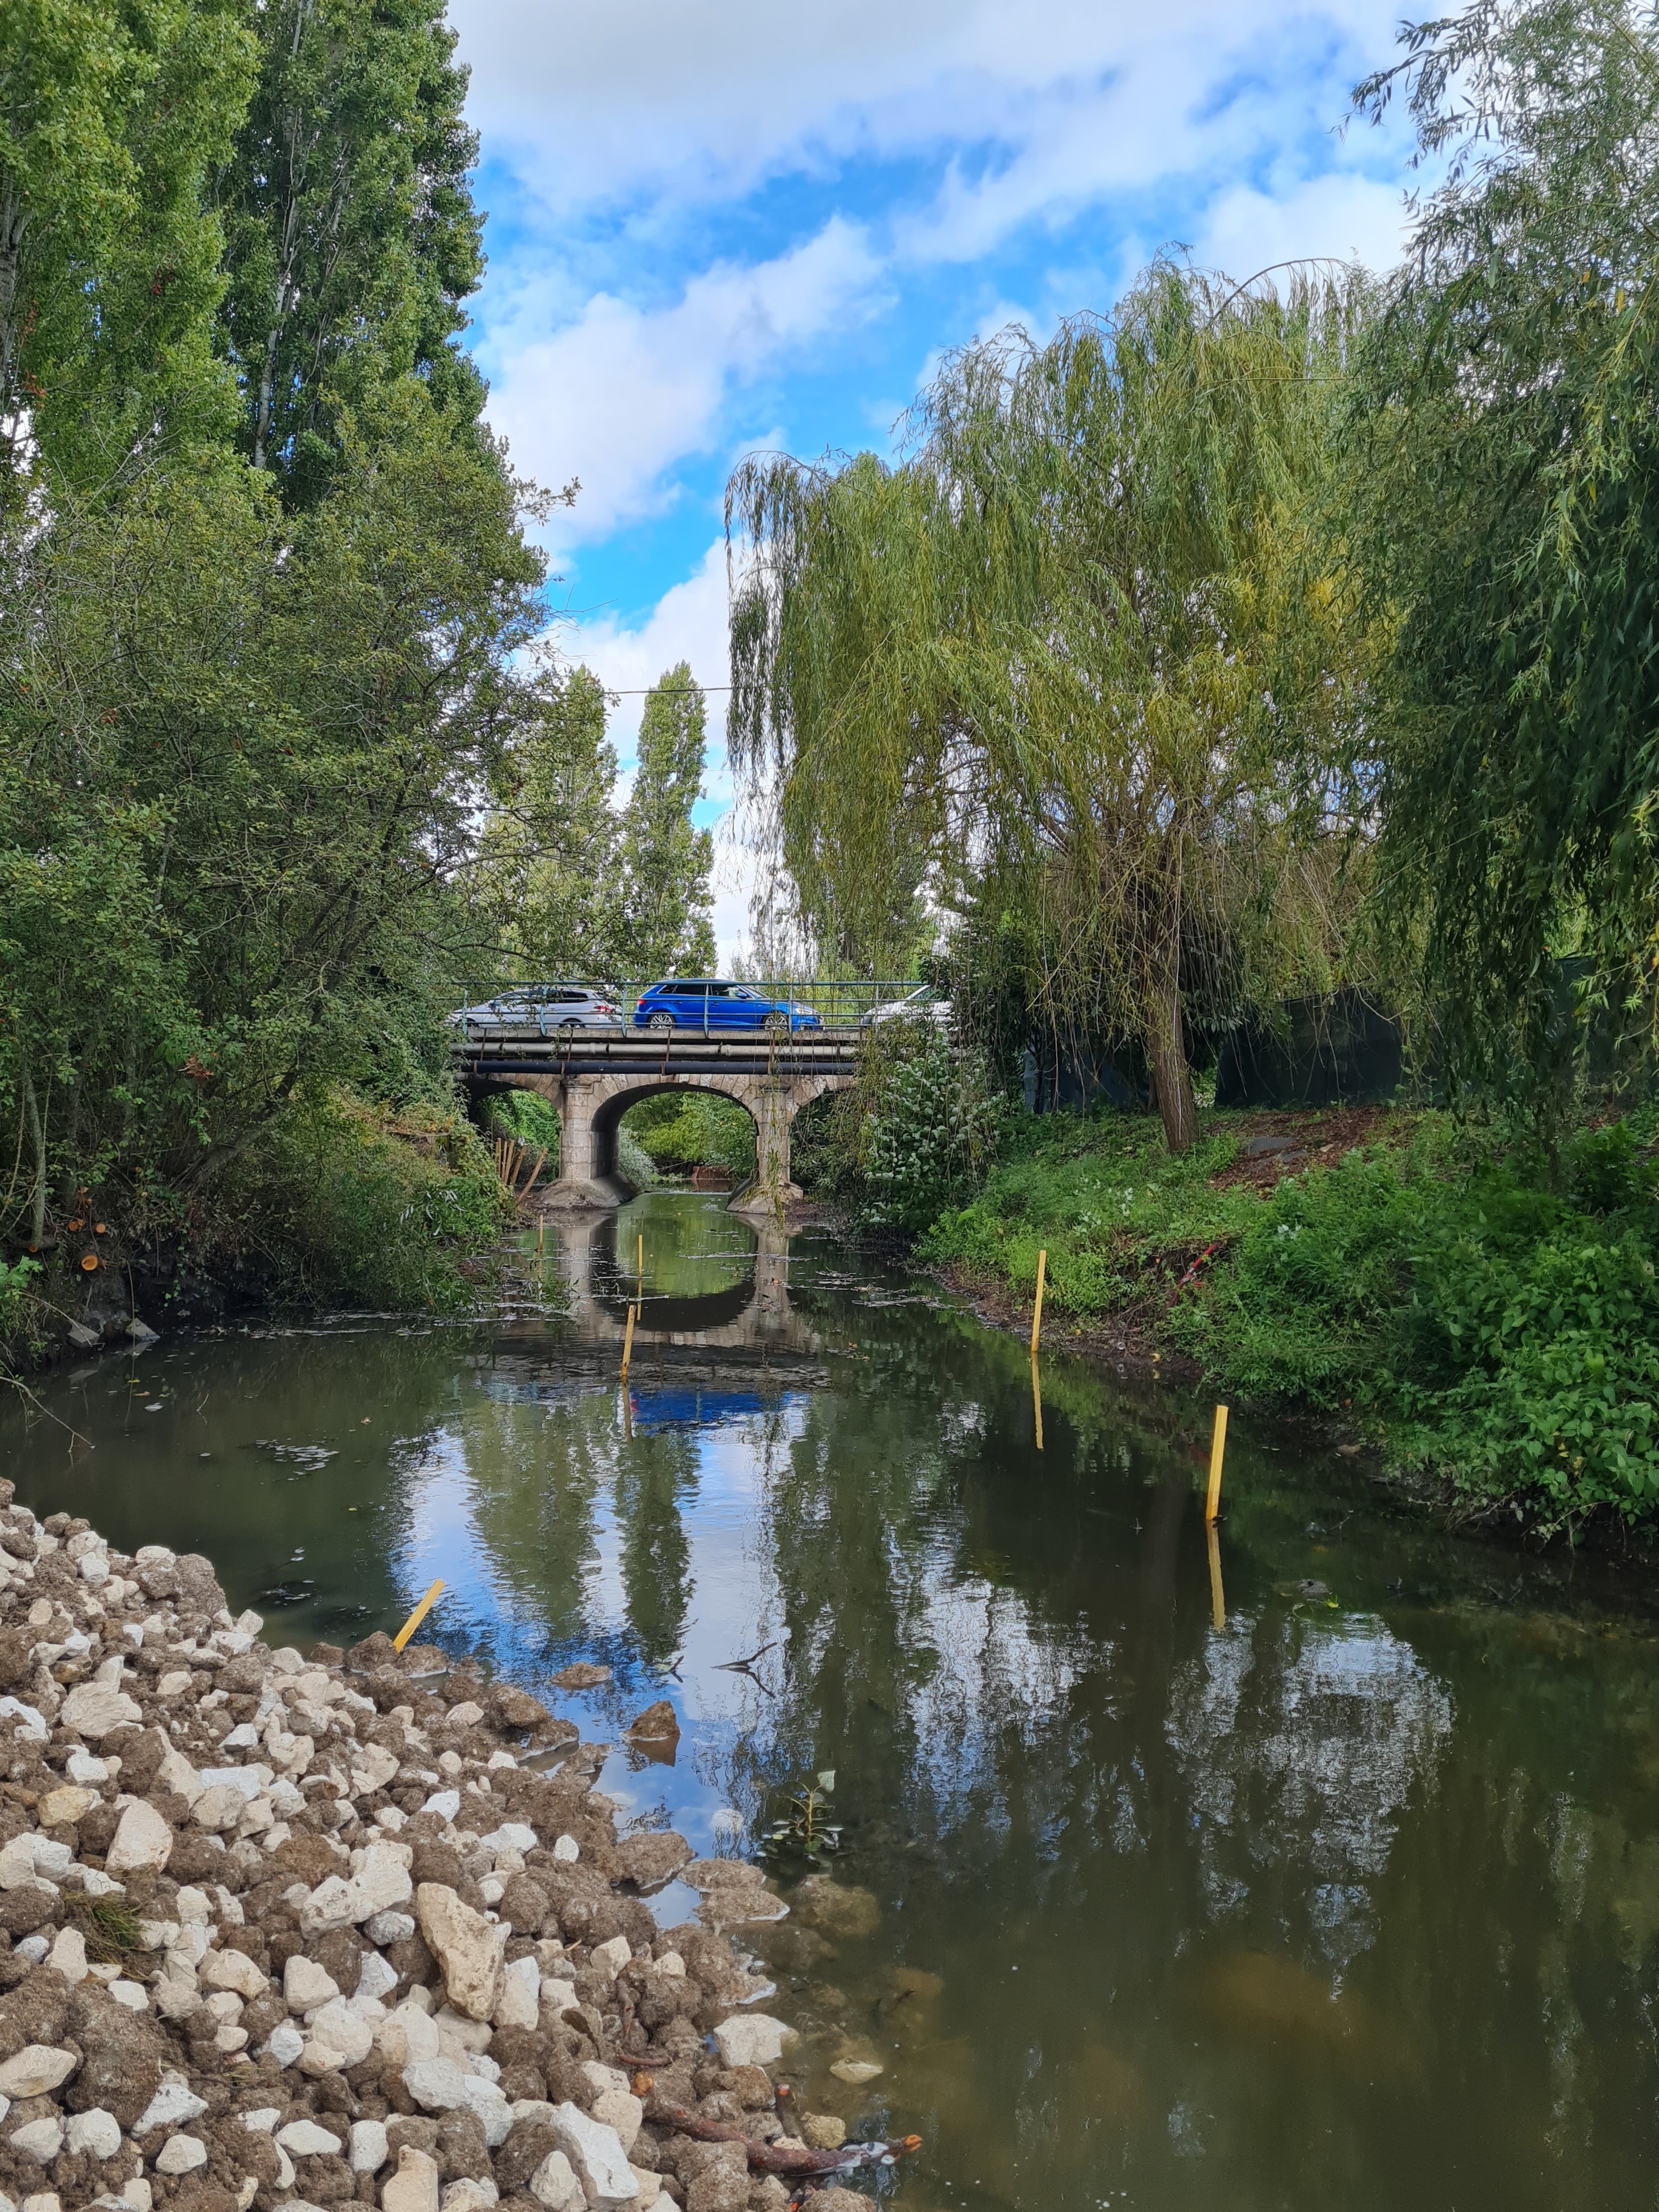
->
[447, 985, 621, 1035]
[858, 986, 952, 1030]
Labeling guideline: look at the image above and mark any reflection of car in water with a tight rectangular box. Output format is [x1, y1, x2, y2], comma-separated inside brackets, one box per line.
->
[446, 984, 620, 1032]
[859, 984, 951, 1030]
[633, 979, 823, 1033]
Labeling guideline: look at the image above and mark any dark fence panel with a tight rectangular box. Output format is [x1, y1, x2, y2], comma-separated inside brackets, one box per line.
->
[1215, 990, 1404, 1110]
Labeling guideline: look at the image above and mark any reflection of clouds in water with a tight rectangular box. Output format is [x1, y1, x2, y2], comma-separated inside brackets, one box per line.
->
[1169, 1614, 1452, 1966]
[902, 1572, 1098, 1826]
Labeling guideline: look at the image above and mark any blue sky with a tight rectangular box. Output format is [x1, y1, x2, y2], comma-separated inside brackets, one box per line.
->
[447, 0, 1425, 957]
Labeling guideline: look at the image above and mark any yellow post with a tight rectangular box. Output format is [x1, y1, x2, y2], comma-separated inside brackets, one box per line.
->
[620, 1303, 637, 1383]
[1205, 1404, 1229, 1524]
[637, 1232, 644, 1299]
[393, 1578, 445, 1652]
[536, 1217, 544, 1256]
[1031, 1355, 1044, 1451]
[1030, 1250, 1047, 1356]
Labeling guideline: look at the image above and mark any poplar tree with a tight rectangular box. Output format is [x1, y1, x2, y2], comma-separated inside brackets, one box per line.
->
[619, 664, 718, 978]
[214, 0, 485, 504]
[474, 665, 621, 981]
[0, 0, 253, 489]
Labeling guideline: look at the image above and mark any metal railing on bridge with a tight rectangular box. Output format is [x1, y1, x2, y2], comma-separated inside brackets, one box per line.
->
[448, 978, 940, 1042]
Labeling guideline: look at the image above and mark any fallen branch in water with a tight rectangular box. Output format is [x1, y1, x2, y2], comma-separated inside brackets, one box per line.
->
[647, 2098, 922, 2177]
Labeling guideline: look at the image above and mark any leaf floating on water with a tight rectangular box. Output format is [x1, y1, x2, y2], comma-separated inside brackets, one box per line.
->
[817, 1770, 835, 1792]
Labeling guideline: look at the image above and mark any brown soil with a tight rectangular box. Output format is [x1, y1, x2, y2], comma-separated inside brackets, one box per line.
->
[1205, 1103, 1414, 1192]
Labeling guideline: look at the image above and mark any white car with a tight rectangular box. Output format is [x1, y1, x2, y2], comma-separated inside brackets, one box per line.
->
[858, 986, 952, 1030]
[447, 985, 622, 1034]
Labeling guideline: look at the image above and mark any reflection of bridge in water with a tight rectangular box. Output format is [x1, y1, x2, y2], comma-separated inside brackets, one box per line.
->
[547, 1210, 825, 1363]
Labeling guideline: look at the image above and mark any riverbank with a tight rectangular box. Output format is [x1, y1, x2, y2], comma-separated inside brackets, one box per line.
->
[917, 1100, 1659, 1536]
[1, 1095, 522, 1382]
[0, 1486, 900, 2212]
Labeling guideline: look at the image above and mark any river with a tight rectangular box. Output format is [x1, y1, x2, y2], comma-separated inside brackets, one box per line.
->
[4, 1191, 1658, 2210]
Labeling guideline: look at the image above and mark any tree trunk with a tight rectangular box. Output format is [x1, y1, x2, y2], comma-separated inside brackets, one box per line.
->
[1144, 976, 1197, 1153]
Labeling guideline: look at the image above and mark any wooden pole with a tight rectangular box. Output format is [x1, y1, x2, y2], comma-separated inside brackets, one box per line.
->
[637, 1231, 644, 1299]
[1205, 1403, 1229, 1524]
[1031, 1354, 1043, 1451]
[620, 1303, 637, 1383]
[536, 1218, 544, 1256]
[393, 1578, 445, 1652]
[1030, 1249, 1047, 1356]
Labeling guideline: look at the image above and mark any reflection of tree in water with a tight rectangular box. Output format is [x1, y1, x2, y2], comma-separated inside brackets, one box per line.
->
[613, 1429, 698, 1662]
[1167, 1612, 1453, 1972]
[458, 1396, 614, 1642]
[455, 1385, 699, 1670]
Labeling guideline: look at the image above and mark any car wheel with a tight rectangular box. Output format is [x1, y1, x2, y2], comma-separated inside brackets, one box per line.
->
[763, 1010, 789, 1037]
[647, 1012, 674, 1033]
[557, 1018, 579, 1037]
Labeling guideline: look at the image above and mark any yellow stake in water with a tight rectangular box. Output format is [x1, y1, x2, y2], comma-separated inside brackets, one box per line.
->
[621, 1303, 637, 1384]
[1030, 1249, 1047, 1356]
[1205, 1403, 1229, 1524]
[393, 1578, 445, 1653]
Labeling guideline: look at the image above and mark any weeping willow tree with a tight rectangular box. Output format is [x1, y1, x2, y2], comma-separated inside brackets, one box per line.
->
[727, 261, 1380, 1150]
[1342, 0, 1659, 1113]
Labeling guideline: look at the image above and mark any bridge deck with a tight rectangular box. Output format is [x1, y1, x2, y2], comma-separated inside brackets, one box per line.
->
[453, 1025, 863, 1080]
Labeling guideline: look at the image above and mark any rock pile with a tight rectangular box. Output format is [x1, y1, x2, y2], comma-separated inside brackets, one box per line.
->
[0, 1484, 876, 2212]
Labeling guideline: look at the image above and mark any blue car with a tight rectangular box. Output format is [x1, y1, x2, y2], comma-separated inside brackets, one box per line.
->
[633, 979, 822, 1033]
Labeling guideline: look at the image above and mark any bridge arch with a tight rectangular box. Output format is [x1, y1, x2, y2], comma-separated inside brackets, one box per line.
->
[474, 1065, 852, 1216]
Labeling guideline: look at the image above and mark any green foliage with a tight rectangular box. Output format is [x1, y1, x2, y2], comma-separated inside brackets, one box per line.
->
[1169, 1115, 1659, 1525]
[474, 665, 621, 981]
[617, 664, 717, 979]
[924, 1107, 1257, 1312]
[0, 399, 541, 1256]
[859, 1028, 1005, 1233]
[488, 1090, 562, 1162]
[1342, 0, 1659, 1112]
[0, 1257, 39, 1341]
[0, 0, 255, 488]
[622, 1092, 756, 1182]
[615, 1127, 660, 1191]
[215, 0, 485, 500]
[728, 265, 1379, 1148]
[471, 659, 717, 990]
[241, 1093, 509, 1310]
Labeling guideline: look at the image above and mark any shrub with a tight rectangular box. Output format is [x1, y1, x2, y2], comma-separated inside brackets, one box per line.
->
[240, 1093, 511, 1310]
[859, 1027, 1005, 1234]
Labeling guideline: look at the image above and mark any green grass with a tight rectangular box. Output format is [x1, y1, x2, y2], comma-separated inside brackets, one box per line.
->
[920, 1107, 1266, 1316]
[922, 1102, 1659, 1532]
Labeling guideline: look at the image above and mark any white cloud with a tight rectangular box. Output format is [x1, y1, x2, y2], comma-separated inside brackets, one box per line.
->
[453, 0, 1409, 225]
[485, 221, 888, 547]
[1193, 171, 1411, 282]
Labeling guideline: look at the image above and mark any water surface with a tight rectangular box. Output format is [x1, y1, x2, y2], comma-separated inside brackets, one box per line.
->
[6, 1192, 1659, 2212]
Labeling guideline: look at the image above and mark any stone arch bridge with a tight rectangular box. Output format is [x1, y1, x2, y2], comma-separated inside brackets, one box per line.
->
[453, 1028, 860, 1215]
